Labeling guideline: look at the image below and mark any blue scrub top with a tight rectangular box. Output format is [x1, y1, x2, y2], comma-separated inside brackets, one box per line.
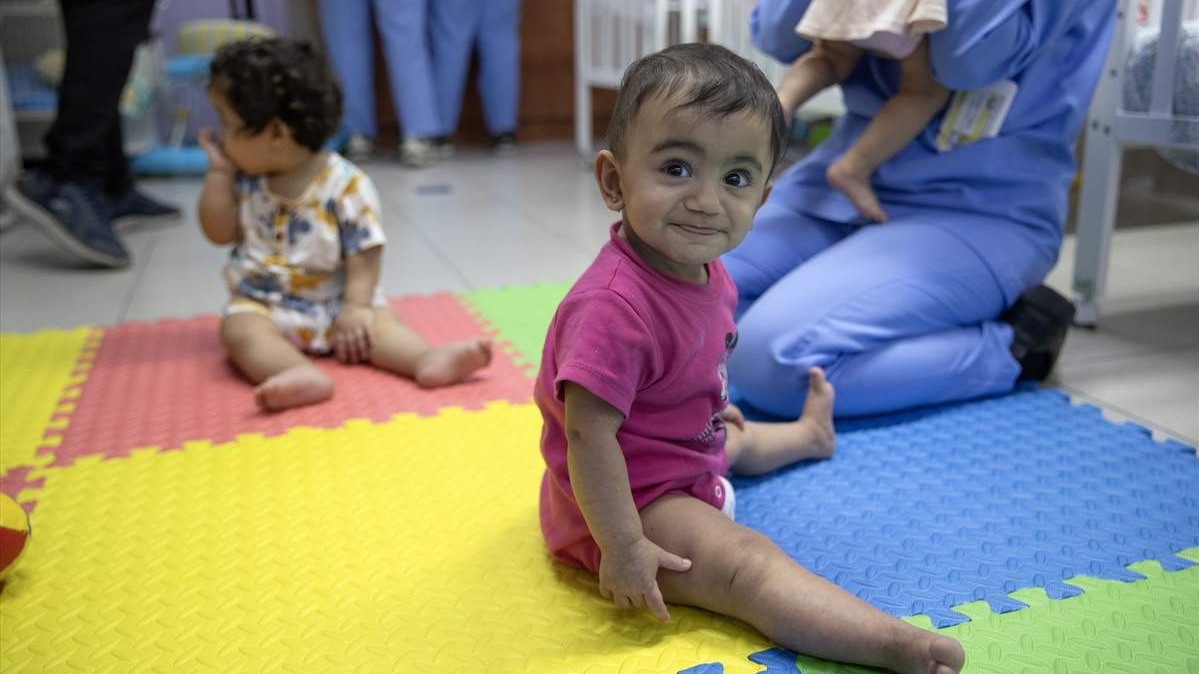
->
[752, 0, 1116, 289]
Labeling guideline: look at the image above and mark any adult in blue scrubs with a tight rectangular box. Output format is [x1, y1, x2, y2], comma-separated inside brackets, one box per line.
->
[429, 0, 523, 150]
[724, 0, 1115, 418]
[317, 0, 441, 165]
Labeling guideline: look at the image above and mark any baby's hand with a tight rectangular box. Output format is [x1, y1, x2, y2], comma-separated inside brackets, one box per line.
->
[330, 303, 375, 364]
[598, 536, 691, 623]
[198, 128, 236, 175]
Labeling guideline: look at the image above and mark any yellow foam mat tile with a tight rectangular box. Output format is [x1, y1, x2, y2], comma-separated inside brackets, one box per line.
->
[0, 403, 769, 673]
[0, 328, 99, 474]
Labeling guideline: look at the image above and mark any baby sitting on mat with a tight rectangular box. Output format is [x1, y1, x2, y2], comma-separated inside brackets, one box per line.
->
[197, 37, 491, 411]
[534, 43, 964, 673]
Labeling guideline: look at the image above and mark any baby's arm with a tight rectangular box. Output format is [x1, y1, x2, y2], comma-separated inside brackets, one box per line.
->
[562, 382, 692, 622]
[777, 40, 861, 125]
[196, 129, 239, 245]
[330, 246, 382, 364]
[343, 246, 381, 307]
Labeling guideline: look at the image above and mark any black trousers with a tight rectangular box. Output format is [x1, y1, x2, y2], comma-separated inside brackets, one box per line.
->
[42, 0, 156, 195]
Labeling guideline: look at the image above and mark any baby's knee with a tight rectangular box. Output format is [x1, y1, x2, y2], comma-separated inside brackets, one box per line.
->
[720, 530, 779, 596]
[220, 315, 271, 352]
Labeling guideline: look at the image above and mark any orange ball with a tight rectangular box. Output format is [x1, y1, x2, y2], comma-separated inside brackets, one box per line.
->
[0, 493, 31, 581]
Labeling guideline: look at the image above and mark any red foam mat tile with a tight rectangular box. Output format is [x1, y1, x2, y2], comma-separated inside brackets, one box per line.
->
[0, 467, 43, 506]
[45, 294, 533, 467]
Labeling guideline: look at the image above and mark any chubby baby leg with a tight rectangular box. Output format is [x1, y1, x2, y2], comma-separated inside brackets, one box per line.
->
[220, 312, 333, 411]
[368, 307, 492, 387]
[726, 367, 836, 475]
[641, 494, 964, 674]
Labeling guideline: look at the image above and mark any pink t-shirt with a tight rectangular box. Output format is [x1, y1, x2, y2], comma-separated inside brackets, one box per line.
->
[536, 222, 737, 572]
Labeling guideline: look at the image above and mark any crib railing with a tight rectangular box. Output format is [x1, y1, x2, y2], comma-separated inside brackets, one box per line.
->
[1072, 0, 1198, 325]
[574, 0, 804, 158]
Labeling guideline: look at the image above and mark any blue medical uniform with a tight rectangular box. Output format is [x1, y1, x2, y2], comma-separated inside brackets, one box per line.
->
[317, 0, 441, 139]
[724, 0, 1115, 417]
[429, 0, 522, 137]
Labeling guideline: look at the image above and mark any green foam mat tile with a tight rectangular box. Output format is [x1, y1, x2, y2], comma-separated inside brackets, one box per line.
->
[461, 282, 571, 376]
[789, 547, 1199, 673]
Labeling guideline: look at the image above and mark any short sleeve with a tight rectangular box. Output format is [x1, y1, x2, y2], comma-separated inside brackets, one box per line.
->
[336, 171, 386, 257]
[552, 290, 657, 418]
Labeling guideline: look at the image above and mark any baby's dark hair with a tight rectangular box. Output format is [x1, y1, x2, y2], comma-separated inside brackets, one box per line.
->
[606, 43, 788, 173]
[209, 37, 342, 152]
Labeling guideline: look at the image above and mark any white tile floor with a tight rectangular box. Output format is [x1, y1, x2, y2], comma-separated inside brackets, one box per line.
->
[2, 141, 1196, 444]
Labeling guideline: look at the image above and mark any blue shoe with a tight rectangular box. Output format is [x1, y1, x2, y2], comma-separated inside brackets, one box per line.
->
[109, 187, 182, 229]
[3, 172, 130, 268]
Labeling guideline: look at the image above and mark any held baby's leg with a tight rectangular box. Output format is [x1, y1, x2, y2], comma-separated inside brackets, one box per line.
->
[369, 307, 492, 387]
[641, 495, 964, 674]
[829, 40, 950, 223]
[778, 41, 861, 125]
[726, 367, 835, 475]
[220, 311, 333, 411]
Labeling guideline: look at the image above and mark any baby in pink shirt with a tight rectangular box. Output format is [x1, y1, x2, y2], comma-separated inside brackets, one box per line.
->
[534, 43, 963, 674]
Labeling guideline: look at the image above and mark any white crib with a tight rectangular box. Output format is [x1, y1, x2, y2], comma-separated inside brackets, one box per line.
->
[573, 0, 841, 158]
[1072, 0, 1199, 326]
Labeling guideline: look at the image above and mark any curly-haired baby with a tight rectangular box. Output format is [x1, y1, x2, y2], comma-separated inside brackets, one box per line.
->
[198, 37, 491, 411]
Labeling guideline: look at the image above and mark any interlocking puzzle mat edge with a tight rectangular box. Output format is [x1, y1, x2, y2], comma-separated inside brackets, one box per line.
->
[0, 293, 535, 479]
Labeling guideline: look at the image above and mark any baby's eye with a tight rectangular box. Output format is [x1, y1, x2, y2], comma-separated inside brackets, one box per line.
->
[662, 162, 692, 178]
[724, 170, 753, 188]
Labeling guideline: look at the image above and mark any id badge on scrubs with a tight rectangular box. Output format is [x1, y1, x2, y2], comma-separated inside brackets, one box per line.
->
[935, 80, 1018, 152]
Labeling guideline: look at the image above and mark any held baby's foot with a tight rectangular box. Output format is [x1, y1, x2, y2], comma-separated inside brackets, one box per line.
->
[254, 365, 334, 411]
[796, 367, 836, 459]
[827, 159, 887, 223]
[887, 625, 965, 674]
[414, 338, 493, 388]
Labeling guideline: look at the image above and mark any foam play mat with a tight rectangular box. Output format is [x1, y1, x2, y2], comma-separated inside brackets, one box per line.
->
[1, 283, 1196, 673]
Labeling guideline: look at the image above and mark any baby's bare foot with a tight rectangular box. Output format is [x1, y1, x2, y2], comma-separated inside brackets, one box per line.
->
[887, 623, 965, 674]
[254, 365, 334, 411]
[796, 366, 835, 459]
[827, 158, 887, 223]
[414, 338, 493, 388]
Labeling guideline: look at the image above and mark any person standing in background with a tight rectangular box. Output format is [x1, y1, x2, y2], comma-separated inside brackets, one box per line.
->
[4, 0, 181, 268]
[316, 0, 441, 167]
[428, 0, 522, 156]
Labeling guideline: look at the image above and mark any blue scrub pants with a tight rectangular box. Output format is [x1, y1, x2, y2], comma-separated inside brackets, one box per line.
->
[317, 0, 440, 139]
[429, 0, 522, 136]
[724, 201, 1051, 418]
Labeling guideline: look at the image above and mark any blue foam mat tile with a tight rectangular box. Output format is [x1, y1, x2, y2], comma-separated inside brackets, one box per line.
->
[679, 664, 725, 674]
[749, 648, 801, 673]
[730, 388, 1199, 628]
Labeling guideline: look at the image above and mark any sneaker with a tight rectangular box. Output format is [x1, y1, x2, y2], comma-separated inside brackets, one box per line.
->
[1002, 284, 1076, 381]
[109, 187, 182, 229]
[398, 136, 434, 168]
[3, 172, 130, 268]
[431, 135, 455, 159]
[343, 133, 375, 161]
[488, 131, 517, 154]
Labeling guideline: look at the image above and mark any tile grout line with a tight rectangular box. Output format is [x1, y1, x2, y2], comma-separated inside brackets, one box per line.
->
[116, 231, 159, 324]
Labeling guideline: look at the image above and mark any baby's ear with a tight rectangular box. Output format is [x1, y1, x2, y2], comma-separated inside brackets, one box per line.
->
[594, 150, 624, 213]
[268, 118, 292, 144]
[760, 181, 773, 207]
